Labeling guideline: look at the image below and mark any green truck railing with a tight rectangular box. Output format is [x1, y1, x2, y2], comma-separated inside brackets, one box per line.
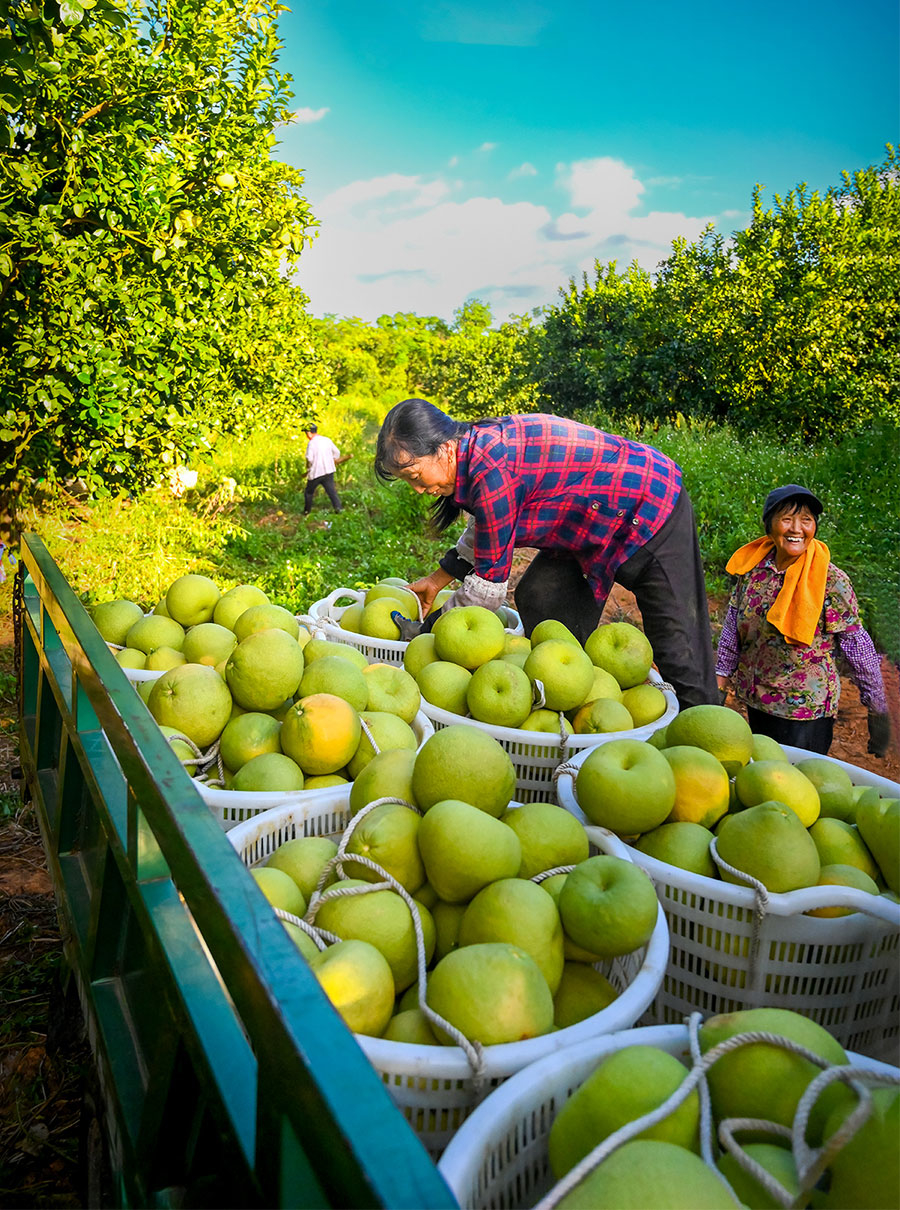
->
[16, 533, 457, 1209]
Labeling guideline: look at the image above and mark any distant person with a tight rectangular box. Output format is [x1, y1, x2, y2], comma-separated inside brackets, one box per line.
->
[303, 424, 350, 515]
[373, 398, 719, 709]
[716, 484, 891, 756]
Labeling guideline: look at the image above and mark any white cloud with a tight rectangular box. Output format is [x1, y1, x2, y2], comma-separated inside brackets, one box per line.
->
[419, 3, 551, 47]
[509, 162, 538, 179]
[291, 106, 330, 124]
[297, 155, 718, 322]
[478, 142, 498, 153]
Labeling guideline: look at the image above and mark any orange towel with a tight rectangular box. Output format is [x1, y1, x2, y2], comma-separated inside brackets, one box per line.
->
[725, 536, 831, 647]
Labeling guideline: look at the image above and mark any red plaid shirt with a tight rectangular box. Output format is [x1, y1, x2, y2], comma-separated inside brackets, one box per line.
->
[453, 415, 682, 603]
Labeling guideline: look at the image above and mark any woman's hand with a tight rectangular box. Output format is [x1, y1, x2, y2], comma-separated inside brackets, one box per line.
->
[407, 568, 454, 618]
[716, 674, 730, 706]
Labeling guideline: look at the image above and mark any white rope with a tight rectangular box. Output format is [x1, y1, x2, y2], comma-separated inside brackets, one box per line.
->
[273, 909, 330, 951]
[708, 836, 769, 1000]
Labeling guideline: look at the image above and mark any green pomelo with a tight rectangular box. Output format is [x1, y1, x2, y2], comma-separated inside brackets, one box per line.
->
[213, 583, 269, 631]
[165, 573, 221, 627]
[558, 856, 659, 959]
[552, 962, 618, 1029]
[338, 602, 363, 632]
[347, 711, 418, 780]
[458, 878, 565, 994]
[348, 747, 418, 817]
[717, 1143, 805, 1210]
[530, 618, 581, 647]
[282, 920, 321, 963]
[416, 661, 472, 715]
[251, 866, 307, 918]
[572, 697, 634, 734]
[807, 817, 880, 882]
[148, 663, 232, 748]
[425, 943, 553, 1046]
[635, 821, 717, 878]
[297, 655, 368, 712]
[794, 758, 856, 821]
[91, 598, 144, 646]
[807, 864, 880, 916]
[232, 752, 304, 792]
[750, 733, 789, 762]
[584, 665, 624, 704]
[152, 597, 170, 617]
[219, 711, 282, 772]
[266, 836, 338, 902]
[575, 738, 677, 834]
[412, 724, 516, 818]
[182, 622, 238, 667]
[432, 606, 506, 669]
[145, 645, 187, 671]
[647, 724, 669, 749]
[157, 724, 198, 777]
[548, 1045, 700, 1179]
[403, 632, 439, 678]
[500, 801, 590, 878]
[226, 628, 305, 710]
[303, 774, 349, 790]
[432, 900, 466, 961]
[417, 798, 522, 903]
[716, 801, 821, 892]
[817, 1087, 899, 1210]
[233, 603, 300, 641]
[363, 663, 421, 723]
[382, 1008, 439, 1045]
[302, 638, 369, 670]
[699, 1008, 848, 1141]
[555, 1140, 740, 1210]
[116, 647, 147, 669]
[136, 678, 155, 704]
[524, 639, 595, 712]
[343, 803, 425, 893]
[309, 939, 395, 1037]
[664, 704, 754, 777]
[126, 614, 186, 655]
[735, 759, 821, 827]
[621, 683, 667, 726]
[855, 795, 900, 893]
[540, 874, 605, 963]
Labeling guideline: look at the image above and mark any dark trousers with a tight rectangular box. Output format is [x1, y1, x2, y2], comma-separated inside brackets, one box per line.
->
[746, 706, 834, 755]
[515, 488, 718, 709]
[304, 472, 342, 514]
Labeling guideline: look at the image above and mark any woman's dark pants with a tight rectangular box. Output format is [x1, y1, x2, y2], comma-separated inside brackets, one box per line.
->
[746, 707, 834, 755]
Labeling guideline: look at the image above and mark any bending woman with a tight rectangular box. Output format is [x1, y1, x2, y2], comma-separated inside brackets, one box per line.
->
[374, 398, 718, 709]
[715, 484, 891, 756]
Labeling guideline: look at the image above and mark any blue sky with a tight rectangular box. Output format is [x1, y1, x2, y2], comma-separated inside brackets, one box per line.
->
[274, 0, 898, 324]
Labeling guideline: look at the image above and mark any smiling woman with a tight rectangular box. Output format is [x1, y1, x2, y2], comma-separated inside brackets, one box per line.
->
[716, 484, 891, 757]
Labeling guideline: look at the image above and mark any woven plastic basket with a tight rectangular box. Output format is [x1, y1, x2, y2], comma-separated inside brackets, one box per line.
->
[420, 669, 678, 804]
[227, 790, 669, 1157]
[556, 745, 900, 1063]
[303, 588, 524, 667]
[437, 1021, 900, 1210]
[193, 709, 434, 830]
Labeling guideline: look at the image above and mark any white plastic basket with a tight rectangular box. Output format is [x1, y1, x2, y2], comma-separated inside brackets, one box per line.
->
[227, 790, 669, 1157]
[421, 669, 679, 804]
[194, 709, 434, 830]
[122, 666, 165, 684]
[437, 1021, 900, 1210]
[556, 745, 900, 1063]
[303, 588, 524, 667]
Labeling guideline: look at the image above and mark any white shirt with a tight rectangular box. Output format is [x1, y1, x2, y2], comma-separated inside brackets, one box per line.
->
[306, 434, 341, 478]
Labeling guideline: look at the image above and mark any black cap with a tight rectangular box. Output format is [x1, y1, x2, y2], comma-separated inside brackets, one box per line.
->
[306, 423, 317, 433]
[763, 485, 823, 530]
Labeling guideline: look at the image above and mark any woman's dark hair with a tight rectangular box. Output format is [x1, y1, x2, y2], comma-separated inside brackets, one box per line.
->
[374, 398, 470, 533]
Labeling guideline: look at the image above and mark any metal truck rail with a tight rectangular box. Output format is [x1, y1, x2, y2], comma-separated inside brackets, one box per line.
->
[16, 533, 456, 1208]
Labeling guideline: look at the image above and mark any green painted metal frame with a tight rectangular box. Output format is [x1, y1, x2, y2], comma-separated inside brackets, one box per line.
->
[16, 533, 457, 1210]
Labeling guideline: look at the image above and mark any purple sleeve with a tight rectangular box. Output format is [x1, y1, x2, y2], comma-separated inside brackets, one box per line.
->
[837, 627, 888, 712]
[715, 604, 740, 677]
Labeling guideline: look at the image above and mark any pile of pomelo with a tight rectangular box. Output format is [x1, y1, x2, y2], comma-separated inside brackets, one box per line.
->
[89, 574, 428, 792]
[540, 1007, 898, 1209]
[334, 577, 519, 642]
[400, 607, 668, 735]
[570, 702, 899, 906]
[247, 723, 661, 1045]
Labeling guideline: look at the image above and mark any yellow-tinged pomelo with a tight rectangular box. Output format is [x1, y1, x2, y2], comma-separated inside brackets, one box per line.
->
[145, 645, 187, 671]
[635, 821, 717, 878]
[302, 773, 349, 790]
[557, 855, 659, 959]
[661, 744, 731, 828]
[219, 711, 282, 772]
[575, 738, 677, 833]
[500, 801, 590, 878]
[530, 618, 581, 647]
[664, 704, 753, 777]
[362, 663, 421, 723]
[411, 724, 516, 818]
[403, 632, 439, 678]
[338, 602, 364, 632]
[213, 583, 269, 631]
[432, 900, 466, 961]
[152, 597, 170, 617]
[552, 962, 618, 1028]
[817, 1086, 899, 1210]
[571, 697, 634, 734]
[309, 939, 395, 1037]
[348, 747, 418, 817]
[794, 757, 855, 821]
[364, 582, 421, 616]
[548, 1045, 700, 1178]
[503, 633, 532, 657]
[281, 693, 361, 776]
[182, 622, 237, 667]
[232, 752, 304, 792]
[117, 648, 147, 669]
[225, 628, 305, 711]
[417, 799, 522, 903]
[751, 732, 789, 762]
[425, 942, 554, 1045]
[358, 597, 404, 640]
[457, 878, 565, 993]
[806, 863, 881, 917]
[717, 1143, 806, 1210]
[343, 803, 425, 893]
[621, 683, 667, 725]
[584, 621, 654, 689]
[312, 879, 433, 993]
[266, 836, 338, 902]
[157, 723, 199, 776]
[302, 638, 369, 670]
[165, 573, 221, 627]
[699, 1008, 848, 1141]
[807, 817, 880, 882]
[346, 711, 418, 779]
[521, 708, 574, 737]
[582, 665, 624, 704]
[297, 655, 368, 712]
[282, 920, 321, 963]
[233, 602, 300, 642]
[251, 866, 306, 918]
[524, 639, 595, 712]
[148, 663, 232, 748]
[91, 598, 144, 646]
[126, 614, 186, 655]
[735, 759, 821, 827]
[555, 1140, 740, 1210]
[716, 801, 820, 892]
[382, 1008, 440, 1045]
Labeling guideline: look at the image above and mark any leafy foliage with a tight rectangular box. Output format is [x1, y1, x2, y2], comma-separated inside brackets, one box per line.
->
[0, 0, 333, 496]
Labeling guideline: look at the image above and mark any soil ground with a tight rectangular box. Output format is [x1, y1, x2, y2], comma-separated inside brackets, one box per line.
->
[0, 561, 897, 1206]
